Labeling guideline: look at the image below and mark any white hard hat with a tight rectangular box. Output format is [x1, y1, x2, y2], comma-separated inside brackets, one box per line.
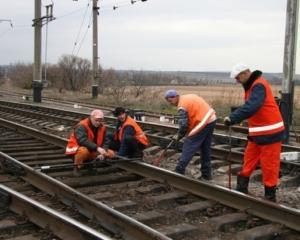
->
[230, 63, 250, 79]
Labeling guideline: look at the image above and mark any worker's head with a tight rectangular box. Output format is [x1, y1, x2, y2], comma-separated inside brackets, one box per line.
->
[113, 107, 127, 122]
[90, 109, 104, 127]
[230, 63, 252, 84]
[165, 89, 179, 106]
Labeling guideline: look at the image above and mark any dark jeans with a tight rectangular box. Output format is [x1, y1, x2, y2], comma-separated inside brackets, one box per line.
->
[106, 134, 144, 158]
[175, 120, 216, 177]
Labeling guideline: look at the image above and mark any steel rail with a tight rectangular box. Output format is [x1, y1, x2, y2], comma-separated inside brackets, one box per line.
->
[0, 152, 171, 240]
[0, 184, 111, 240]
[0, 152, 170, 240]
[116, 161, 300, 232]
[0, 116, 298, 166]
[0, 118, 299, 233]
[0, 117, 245, 164]
[1, 100, 299, 153]
[3, 91, 299, 139]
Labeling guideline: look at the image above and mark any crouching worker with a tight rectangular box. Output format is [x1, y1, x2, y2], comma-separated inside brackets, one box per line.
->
[107, 107, 149, 158]
[65, 109, 108, 176]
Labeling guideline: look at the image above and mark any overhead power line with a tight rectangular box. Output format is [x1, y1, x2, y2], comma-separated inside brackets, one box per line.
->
[75, 10, 93, 57]
[72, 0, 92, 55]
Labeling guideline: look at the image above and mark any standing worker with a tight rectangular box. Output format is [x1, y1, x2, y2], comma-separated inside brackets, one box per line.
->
[164, 90, 217, 180]
[224, 63, 284, 202]
[107, 107, 149, 158]
[65, 109, 107, 176]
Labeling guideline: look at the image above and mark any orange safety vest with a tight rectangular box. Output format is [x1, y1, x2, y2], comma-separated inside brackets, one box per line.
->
[178, 94, 216, 137]
[245, 77, 284, 136]
[65, 118, 106, 155]
[118, 116, 149, 146]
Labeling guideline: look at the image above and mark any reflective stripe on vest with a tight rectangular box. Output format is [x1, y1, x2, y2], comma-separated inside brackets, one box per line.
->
[178, 94, 216, 136]
[65, 146, 78, 154]
[249, 121, 284, 133]
[245, 77, 284, 137]
[188, 108, 216, 137]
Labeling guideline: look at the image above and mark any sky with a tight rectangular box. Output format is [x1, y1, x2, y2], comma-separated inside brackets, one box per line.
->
[0, 0, 299, 73]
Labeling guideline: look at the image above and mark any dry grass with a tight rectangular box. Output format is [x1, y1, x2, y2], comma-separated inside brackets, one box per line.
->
[3, 82, 300, 128]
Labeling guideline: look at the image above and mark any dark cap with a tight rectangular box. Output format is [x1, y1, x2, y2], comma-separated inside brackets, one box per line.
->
[113, 107, 126, 117]
[165, 89, 178, 99]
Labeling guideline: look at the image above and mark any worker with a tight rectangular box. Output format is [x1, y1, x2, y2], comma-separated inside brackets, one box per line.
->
[107, 107, 149, 158]
[224, 63, 284, 202]
[65, 109, 109, 176]
[164, 90, 217, 180]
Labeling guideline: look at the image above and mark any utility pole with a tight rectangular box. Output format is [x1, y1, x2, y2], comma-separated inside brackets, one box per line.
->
[32, 0, 43, 102]
[33, 0, 42, 84]
[281, 0, 299, 143]
[92, 0, 100, 98]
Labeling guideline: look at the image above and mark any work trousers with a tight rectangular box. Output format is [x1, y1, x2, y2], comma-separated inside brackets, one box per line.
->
[239, 140, 281, 187]
[176, 121, 216, 177]
[74, 147, 98, 168]
[107, 134, 144, 158]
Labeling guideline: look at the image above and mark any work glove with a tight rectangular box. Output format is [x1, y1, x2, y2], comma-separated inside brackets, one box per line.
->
[172, 133, 182, 142]
[97, 147, 107, 155]
[105, 149, 116, 159]
[224, 116, 232, 127]
[96, 154, 105, 161]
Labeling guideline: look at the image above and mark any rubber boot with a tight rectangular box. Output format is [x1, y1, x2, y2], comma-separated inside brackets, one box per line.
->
[264, 186, 277, 202]
[236, 175, 249, 193]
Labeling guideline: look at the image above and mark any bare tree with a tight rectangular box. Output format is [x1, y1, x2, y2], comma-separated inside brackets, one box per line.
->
[130, 71, 146, 97]
[101, 68, 128, 103]
[58, 54, 91, 91]
[8, 63, 33, 89]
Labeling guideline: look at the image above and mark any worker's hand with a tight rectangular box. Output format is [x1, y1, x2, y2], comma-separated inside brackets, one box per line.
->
[105, 149, 116, 159]
[97, 147, 107, 155]
[224, 116, 232, 127]
[172, 133, 181, 142]
[97, 154, 105, 161]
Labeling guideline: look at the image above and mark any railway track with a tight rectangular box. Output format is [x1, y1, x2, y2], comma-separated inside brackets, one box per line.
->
[0, 183, 110, 240]
[0, 118, 300, 239]
[0, 100, 299, 199]
[1, 90, 299, 143]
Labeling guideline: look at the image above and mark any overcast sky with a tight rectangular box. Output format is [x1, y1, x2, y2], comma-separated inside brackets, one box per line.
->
[0, 0, 299, 73]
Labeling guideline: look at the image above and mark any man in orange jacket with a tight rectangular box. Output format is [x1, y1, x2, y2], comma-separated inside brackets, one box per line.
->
[65, 109, 108, 176]
[165, 90, 217, 180]
[224, 63, 284, 202]
[107, 107, 149, 158]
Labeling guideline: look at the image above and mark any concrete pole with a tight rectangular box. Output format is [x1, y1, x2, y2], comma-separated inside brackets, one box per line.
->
[33, 0, 42, 81]
[92, 0, 100, 98]
[33, 0, 43, 103]
[281, 0, 299, 143]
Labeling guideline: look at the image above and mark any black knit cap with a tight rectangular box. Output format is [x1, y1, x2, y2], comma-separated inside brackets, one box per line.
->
[113, 107, 126, 117]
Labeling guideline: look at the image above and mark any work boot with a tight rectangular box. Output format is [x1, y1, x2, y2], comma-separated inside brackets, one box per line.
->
[198, 173, 212, 181]
[236, 175, 249, 194]
[175, 165, 185, 175]
[264, 186, 277, 202]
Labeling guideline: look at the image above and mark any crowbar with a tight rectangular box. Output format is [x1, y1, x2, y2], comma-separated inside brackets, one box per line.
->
[152, 138, 176, 166]
[227, 126, 233, 189]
